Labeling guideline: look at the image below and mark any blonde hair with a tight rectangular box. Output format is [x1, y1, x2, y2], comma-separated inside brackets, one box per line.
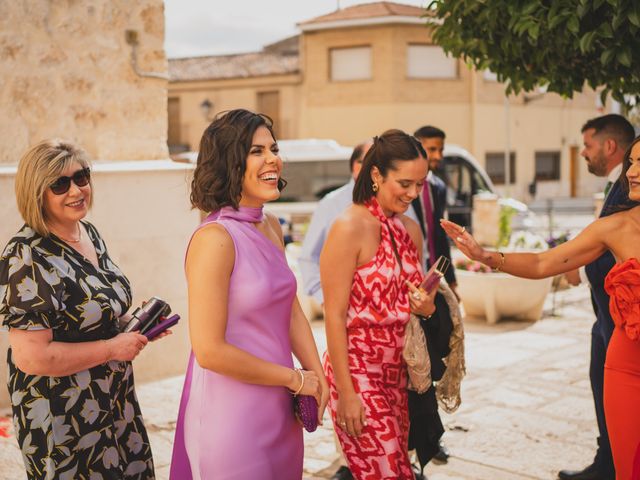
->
[15, 139, 93, 237]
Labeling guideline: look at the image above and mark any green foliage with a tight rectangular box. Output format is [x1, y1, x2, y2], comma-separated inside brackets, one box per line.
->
[426, 0, 640, 107]
[497, 205, 516, 248]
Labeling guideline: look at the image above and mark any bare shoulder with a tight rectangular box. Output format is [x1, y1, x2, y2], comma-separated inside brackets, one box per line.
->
[596, 207, 637, 230]
[579, 207, 640, 246]
[187, 223, 235, 268]
[330, 204, 372, 238]
[191, 222, 232, 247]
[399, 214, 421, 238]
[612, 205, 640, 230]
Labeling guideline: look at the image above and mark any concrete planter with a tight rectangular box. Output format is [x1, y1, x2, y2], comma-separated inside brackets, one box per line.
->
[456, 269, 553, 324]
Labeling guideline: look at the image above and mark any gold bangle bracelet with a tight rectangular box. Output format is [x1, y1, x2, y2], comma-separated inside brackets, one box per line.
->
[291, 368, 305, 396]
[494, 252, 506, 272]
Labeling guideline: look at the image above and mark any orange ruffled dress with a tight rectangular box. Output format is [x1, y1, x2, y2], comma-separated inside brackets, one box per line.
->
[604, 258, 640, 480]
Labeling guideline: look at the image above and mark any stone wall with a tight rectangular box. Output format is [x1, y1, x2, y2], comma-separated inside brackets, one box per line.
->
[0, 1, 193, 410]
[0, 0, 168, 163]
[0, 163, 200, 409]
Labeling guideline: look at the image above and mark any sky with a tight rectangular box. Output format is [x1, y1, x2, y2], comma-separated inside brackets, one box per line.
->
[164, 0, 428, 58]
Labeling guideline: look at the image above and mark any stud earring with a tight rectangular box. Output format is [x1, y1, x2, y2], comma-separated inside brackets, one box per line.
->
[372, 182, 379, 193]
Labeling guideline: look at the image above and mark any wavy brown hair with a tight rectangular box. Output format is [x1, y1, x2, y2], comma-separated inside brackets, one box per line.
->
[190, 109, 286, 212]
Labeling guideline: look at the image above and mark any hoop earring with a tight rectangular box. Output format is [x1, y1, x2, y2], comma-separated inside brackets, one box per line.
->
[372, 182, 379, 193]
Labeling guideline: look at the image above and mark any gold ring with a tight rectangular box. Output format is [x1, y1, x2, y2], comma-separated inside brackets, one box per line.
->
[411, 291, 421, 300]
[339, 421, 346, 426]
[461, 227, 466, 234]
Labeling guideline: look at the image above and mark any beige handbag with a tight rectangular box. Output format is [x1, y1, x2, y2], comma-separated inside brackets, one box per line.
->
[435, 282, 466, 413]
[403, 313, 432, 394]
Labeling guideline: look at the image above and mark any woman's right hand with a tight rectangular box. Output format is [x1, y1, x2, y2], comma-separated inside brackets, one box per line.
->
[440, 219, 485, 262]
[105, 333, 148, 362]
[336, 390, 366, 437]
[289, 368, 321, 400]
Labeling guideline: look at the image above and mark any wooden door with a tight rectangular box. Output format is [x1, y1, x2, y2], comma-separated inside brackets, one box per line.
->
[569, 145, 579, 197]
[168, 97, 182, 149]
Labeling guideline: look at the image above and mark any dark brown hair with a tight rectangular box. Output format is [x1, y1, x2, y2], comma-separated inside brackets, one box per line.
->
[413, 125, 446, 141]
[349, 139, 372, 172]
[581, 114, 635, 150]
[190, 109, 286, 212]
[353, 129, 426, 204]
[619, 135, 640, 196]
[603, 134, 640, 215]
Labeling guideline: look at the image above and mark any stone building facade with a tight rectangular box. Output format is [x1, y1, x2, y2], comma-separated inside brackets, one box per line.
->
[0, 1, 198, 409]
[168, 2, 606, 201]
[0, 0, 168, 163]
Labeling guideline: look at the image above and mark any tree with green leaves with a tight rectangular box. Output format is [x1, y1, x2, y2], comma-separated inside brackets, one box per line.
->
[427, 0, 640, 107]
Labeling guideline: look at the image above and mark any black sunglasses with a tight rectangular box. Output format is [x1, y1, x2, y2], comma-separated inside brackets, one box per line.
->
[49, 167, 91, 195]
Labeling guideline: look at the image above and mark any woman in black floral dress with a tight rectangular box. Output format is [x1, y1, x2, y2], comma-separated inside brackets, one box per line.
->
[0, 140, 156, 479]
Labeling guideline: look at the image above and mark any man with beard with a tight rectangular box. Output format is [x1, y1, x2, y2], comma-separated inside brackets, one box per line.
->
[560, 114, 636, 480]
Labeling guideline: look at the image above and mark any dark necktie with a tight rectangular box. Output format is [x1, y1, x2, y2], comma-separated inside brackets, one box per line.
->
[422, 182, 436, 264]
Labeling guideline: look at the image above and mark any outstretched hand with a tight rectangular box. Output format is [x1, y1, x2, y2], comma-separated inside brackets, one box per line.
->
[439, 219, 485, 262]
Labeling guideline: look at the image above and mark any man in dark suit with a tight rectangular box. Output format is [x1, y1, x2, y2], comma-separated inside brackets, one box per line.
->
[559, 114, 636, 480]
[412, 125, 457, 291]
[408, 125, 457, 467]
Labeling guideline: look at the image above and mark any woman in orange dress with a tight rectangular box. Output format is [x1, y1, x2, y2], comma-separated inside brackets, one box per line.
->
[440, 135, 640, 480]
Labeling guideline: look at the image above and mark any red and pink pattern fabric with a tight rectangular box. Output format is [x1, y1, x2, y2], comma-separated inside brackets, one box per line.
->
[324, 197, 422, 480]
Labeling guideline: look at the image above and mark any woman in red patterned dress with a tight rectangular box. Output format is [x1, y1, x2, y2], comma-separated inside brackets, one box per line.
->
[320, 129, 437, 480]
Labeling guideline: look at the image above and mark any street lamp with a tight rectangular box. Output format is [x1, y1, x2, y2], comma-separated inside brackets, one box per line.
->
[200, 99, 214, 121]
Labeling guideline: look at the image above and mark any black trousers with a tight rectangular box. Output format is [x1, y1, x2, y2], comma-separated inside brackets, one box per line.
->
[590, 317, 615, 476]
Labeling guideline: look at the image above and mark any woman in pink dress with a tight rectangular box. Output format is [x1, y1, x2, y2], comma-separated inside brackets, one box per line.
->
[321, 130, 437, 479]
[170, 109, 329, 480]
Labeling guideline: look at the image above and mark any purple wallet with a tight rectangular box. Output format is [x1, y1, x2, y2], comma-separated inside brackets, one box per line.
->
[294, 395, 319, 432]
[144, 314, 180, 340]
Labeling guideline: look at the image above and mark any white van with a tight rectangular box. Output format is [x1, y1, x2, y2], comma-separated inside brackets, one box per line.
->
[276, 139, 528, 229]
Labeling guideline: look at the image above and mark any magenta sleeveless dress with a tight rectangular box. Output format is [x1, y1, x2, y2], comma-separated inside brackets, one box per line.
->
[170, 206, 303, 480]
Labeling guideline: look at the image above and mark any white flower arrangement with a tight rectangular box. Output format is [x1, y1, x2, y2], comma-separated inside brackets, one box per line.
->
[507, 231, 549, 252]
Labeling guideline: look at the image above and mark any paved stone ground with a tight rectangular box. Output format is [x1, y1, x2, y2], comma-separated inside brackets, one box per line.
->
[0, 284, 599, 479]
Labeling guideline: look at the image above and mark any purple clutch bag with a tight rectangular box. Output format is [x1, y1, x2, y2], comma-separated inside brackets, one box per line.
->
[293, 395, 319, 432]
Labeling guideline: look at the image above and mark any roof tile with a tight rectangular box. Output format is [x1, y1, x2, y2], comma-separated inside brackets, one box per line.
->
[299, 1, 428, 25]
[169, 52, 298, 82]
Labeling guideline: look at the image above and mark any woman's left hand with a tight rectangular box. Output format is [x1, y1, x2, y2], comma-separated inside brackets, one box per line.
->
[405, 280, 436, 318]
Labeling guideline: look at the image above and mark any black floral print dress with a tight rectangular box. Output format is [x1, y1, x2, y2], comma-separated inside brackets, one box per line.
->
[0, 222, 154, 480]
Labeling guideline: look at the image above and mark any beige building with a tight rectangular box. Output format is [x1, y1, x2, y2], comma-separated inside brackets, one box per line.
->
[168, 1, 607, 201]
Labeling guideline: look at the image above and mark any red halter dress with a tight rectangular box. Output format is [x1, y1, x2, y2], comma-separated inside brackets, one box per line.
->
[323, 198, 422, 480]
[603, 258, 640, 480]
